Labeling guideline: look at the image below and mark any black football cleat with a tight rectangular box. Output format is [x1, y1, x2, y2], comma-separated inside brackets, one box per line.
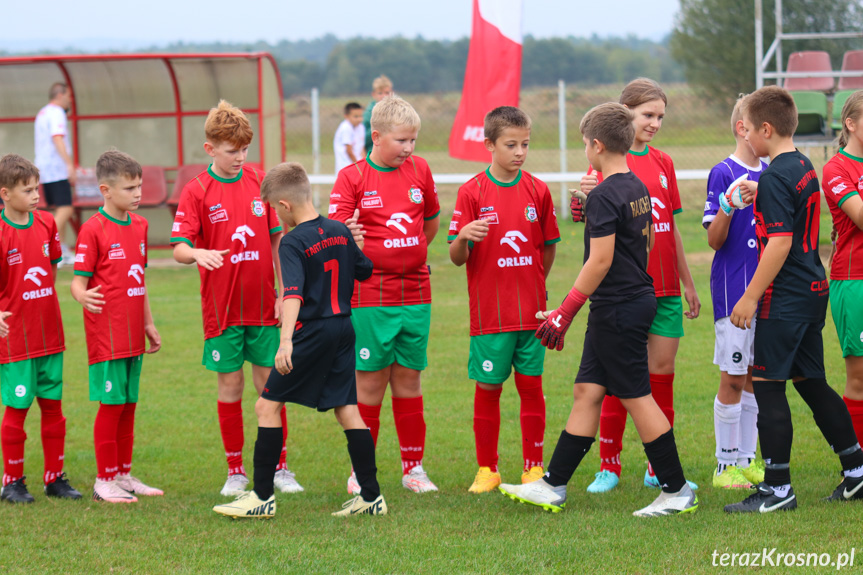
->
[1, 476, 35, 503]
[45, 473, 83, 500]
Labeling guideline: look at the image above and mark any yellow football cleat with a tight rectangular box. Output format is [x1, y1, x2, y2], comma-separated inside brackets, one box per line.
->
[213, 490, 275, 519]
[739, 460, 765, 485]
[522, 466, 544, 484]
[468, 466, 502, 493]
[712, 466, 753, 489]
[332, 494, 388, 517]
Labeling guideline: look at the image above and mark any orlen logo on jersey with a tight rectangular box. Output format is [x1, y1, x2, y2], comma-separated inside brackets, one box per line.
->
[651, 197, 671, 232]
[127, 264, 146, 297]
[22, 267, 54, 300]
[230, 225, 260, 264]
[498, 231, 532, 268]
[384, 213, 420, 248]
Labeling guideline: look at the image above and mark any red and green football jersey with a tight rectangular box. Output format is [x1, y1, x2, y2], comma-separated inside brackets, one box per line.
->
[171, 166, 282, 339]
[591, 145, 683, 297]
[448, 169, 560, 335]
[823, 149, 863, 280]
[0, 210, 64, 363]
[74, 208, 149, 365]
[329, 155, 440, 307]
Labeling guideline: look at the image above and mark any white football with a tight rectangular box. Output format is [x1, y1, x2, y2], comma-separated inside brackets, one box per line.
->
[725, 174, 750, 209]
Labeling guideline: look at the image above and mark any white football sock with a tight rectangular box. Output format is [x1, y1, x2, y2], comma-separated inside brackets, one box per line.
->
[714, 396, 741, 467]
[738, 390, 759, 464]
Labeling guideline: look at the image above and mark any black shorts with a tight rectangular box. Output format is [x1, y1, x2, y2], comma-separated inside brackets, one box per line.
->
[261, 316, 357, 411]
[575, 294, 656, 398]
[753, 319, 825, 381]
[42, 180, 73, 207]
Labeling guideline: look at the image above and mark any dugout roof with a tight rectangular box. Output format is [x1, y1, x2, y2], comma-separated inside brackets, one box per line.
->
[0, 53, 285, 170]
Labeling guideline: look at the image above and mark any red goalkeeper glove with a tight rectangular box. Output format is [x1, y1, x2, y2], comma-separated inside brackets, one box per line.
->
[570, 190, 587, 223]
[535, 287, 589, 351]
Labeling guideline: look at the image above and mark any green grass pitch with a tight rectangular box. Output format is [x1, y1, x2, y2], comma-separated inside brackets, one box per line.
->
[1, 202, 861, 575]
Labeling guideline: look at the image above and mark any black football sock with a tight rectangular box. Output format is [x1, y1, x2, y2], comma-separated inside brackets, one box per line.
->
[754, 380, 793, 486]
[792, 378, 863, 471]
[346, 428, 380, 502]
[642, 428, 686, 493]
[252, 426, 283, 501]
[545, 431, 594, 487]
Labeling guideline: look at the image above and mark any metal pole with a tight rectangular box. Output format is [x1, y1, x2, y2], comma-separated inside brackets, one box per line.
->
[775, 0, 784, 87]
[755, 0, 764, 88]
[558, 79, 568, 218]
[311, 87, 321, 207]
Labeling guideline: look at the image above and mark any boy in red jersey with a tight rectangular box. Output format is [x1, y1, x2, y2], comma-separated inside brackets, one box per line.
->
[72, 150, 162, 503]
[0, 154, 81, 503]
[725, 87, 863, 512]
[330, 95, 441, 493]
[171, 101, 301, 497]
[822, 90, 863, 444]
[577, 78, 701, 493]
[449, 106, 560, 493]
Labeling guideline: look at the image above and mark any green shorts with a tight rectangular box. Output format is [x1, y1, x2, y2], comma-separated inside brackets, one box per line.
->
[468, 331, 545, 384]
[0, 352, 64, 409]
[649, 296, 684, 338]
[203, 325, 280, 373]
[830, 280, 863, 357]
[351, 305, 431, 372]
[89, 355, 143, 405]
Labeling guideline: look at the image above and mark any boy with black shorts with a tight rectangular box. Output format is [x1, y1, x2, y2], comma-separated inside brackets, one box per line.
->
[449, 106, 559, 493]
[172, 101, 300, 497]
[499, 103, 697, 516]
[213, 163, 385, 519]
[72, 150, 162, 503]
[0, 154, 81, 503]
[726, 86, 863, 512]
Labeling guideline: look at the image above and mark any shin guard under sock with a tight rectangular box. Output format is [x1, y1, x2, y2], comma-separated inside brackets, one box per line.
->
[650, 373, 675, 427]
[753, 380, 793, 486]
[473, 385, 502, 471]
[598, 395, 626, 475]
[252, 426, 283, 500]
[276, 406, 289, 471]
[94, 403, 124, 481]
[217, 400, 245, 476]
[545, 430, 595, 487]
[514, 373, 545, 470]
[844, 396, 863, 446]
[643, 429, 686, 493]
[117, 403, 137, 476]
[1, 407, 28, 485]
[345, 428, 380, 502]
[358, 402, 382, 446]
[37, 398, 66, 484]
[392, 396, 425, 474]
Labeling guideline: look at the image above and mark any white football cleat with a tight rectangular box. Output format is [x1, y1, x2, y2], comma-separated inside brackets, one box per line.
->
[499, 478, 566, 512]
[115, 474, 164, 496]
[273, 468, 304, 493]
[92, 479, 138, 504]
[633, 483, 699, 517]
[401, 465, 438, 493]
[220, 473, 249, 497]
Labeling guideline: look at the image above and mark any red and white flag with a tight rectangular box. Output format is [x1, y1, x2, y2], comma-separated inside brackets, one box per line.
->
[448, 0, 523, 162]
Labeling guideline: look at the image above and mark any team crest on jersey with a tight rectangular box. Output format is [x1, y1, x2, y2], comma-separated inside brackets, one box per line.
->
[408, 186, 423, 204]
[251, 199, 265, 217]
[524, 205, 538, 223]
[42, 242, 50, 258]
[858, 175, 863, 191]
[139, 241, 146, 257]
[659, 173, 668, 189]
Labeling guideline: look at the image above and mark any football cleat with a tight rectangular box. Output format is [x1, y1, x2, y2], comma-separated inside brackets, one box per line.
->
[522, 466, 544, 484]
[115, 474, 164, 496]
[332, 494, 387, 517]
[220, 473, 249, 497]
[824, 473, 863, 502]
[586, 470, 620, 493]
[347, 471, 361, 495]
[499, 479, 567, 513]
[1, 477, 35, 504]
[468, 467, 502, 493]
[738, 459, 765, 485]
[92, 479, 138, 503]
[644, 467, 699, 490]
[712, 466, 753, 490]
[633, 483, 698, 517]
[44, 473, 82, 499]
[274, 469, 304, 494]
[402, 465, 438, 493]
[213, 490, 276, 519]
[724, 483, 797, 513]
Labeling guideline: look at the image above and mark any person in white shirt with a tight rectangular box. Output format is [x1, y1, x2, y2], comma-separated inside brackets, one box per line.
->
[334, 102, 365, 174]
[34, 83, 76, 264]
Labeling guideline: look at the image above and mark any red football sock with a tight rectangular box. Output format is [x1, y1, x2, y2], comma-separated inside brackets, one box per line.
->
[651, 373, 675, 427]
[94, 403, 124, 481]
[514, 373, 545, 470]
[276, 406, 289, 471]
[37, 398, 66, 484]
[473, 384, 502, 472]
[117, 403, 137, 476]
[599, 395, 627, 476]
[1, 407, 28, 486]
[358, 402, 382, 446]
[392, 395, 425, 474]
[844, 396, 863, 445]
[217, 400, 245, 476]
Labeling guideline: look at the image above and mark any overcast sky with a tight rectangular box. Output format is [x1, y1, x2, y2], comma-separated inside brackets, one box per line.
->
[2, 0, 680, 52]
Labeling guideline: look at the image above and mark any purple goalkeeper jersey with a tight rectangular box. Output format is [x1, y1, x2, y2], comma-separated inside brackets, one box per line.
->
[703, 155, 768, 321]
